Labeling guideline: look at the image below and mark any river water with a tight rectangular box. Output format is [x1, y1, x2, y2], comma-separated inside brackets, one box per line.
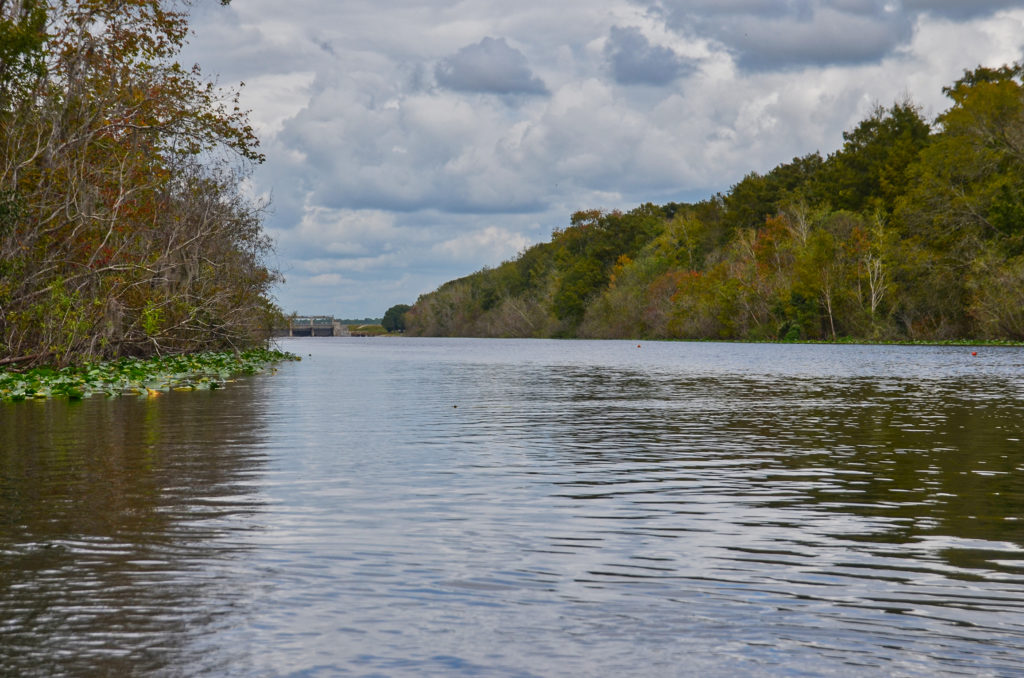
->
[2, 338, 1023, 676]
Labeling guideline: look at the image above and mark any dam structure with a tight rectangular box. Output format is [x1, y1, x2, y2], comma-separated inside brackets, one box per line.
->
[280, 316, 350, 337]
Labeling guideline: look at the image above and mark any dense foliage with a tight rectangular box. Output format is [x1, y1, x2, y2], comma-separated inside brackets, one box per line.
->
[407, 65, 1024, 343]
[0, 0, 281, 368]
[381, 304, 410, 333]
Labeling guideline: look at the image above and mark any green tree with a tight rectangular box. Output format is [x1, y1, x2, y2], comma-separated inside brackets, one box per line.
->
[723, 153, 825, 232]
[382, 304, 411, 333]
[896, 64, 1024, 337]
[792, 212, 866, 339]
[0, 0, 47, 109]
[819, 101, 930, 213]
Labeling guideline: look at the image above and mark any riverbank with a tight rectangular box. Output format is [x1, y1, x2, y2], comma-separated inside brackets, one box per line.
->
[393, 333, 1024, 348]
[0, 348, 299, 402]
[673, 336, 1024, 347]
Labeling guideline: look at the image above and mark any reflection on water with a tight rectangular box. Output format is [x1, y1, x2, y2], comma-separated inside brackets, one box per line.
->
[2, 338, 1024, 676]
[0, 380, 271, 676]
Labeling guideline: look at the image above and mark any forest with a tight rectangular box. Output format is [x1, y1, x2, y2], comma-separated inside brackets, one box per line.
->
[407, 64, 1024, 343]
[0, 0, 280, 368]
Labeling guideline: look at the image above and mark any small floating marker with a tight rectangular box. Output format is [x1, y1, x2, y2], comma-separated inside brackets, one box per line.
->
[972, 351, 978, 356]
[637, 344, 642, 348]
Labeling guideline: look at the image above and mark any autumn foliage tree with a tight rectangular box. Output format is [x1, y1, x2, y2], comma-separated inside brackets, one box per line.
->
[0, 0, 280, 366]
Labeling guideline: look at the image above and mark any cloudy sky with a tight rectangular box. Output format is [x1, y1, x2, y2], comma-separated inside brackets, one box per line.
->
[181, 0, 1024, 318]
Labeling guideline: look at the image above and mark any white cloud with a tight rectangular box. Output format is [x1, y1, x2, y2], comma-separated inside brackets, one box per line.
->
[272, 208, 420, 261]
[306, 273, 344, 287]
[432, 226, 533, 262]
[239, 72, 316, 136]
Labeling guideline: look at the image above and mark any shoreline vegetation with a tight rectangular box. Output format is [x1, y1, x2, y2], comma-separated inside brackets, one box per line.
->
[1, 1, 283, 370]
[348, 324, 387, 336]
[406, 64, 1024, 345]
[0, 348, 299, 403]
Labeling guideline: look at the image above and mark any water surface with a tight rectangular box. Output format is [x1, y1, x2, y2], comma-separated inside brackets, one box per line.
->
[2, 338, 1023, 676]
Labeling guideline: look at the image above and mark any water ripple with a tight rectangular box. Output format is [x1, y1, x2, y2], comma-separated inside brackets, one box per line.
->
[2, 338, 1024, 676]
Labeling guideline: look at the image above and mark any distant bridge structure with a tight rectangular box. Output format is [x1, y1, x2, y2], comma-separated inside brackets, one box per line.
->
[280, 316, 350, 337]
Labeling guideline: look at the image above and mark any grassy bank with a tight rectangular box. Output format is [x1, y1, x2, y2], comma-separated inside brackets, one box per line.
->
[348, 324, 388, 336]
[0, 348, 299, 403]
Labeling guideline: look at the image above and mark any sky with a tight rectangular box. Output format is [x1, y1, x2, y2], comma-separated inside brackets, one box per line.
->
[180, 0, 1024, 318]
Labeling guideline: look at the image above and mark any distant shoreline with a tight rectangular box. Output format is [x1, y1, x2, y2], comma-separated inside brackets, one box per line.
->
[282, 334, 1024, 348]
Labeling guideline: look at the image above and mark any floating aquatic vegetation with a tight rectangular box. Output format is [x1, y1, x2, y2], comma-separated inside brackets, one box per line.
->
[0, 349, 300, 402]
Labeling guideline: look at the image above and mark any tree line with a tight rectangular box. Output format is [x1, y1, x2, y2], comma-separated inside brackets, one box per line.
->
[0, 0, 281, 367]
[406, 64, 1024, 343]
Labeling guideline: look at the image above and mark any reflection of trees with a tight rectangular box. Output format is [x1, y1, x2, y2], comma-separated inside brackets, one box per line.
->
[0, 381, 271, 675]
[758, 378, 1024, 547]
[509, 366, 1024, 551]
